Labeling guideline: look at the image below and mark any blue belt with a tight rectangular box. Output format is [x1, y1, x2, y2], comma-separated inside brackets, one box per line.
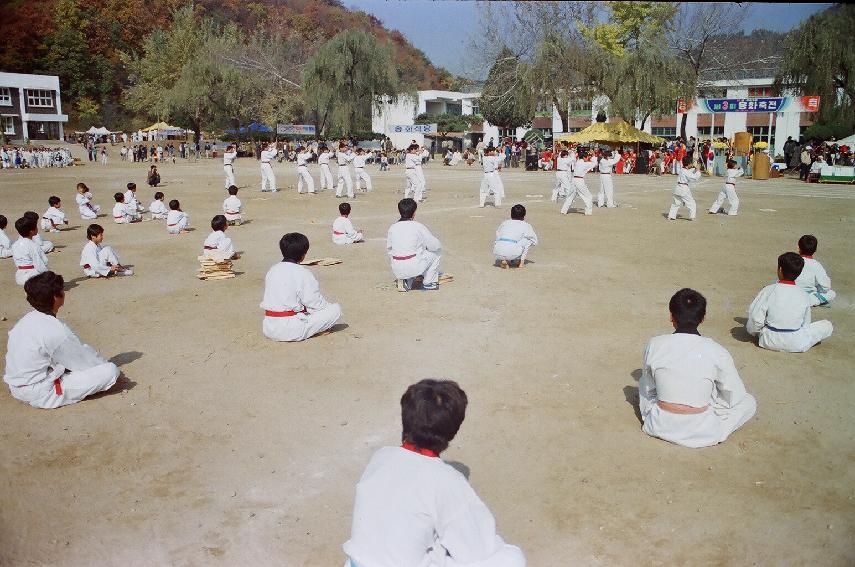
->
[765, 325, 800, 333]
[497, 238, 518, 243]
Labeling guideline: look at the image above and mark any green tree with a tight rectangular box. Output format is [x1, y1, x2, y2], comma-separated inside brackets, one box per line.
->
[415, 113, 469, 137]
[776, 4, 855, 134]
[580, 1, 679, 55]
[302, 30, 400, 137]
[479, 48, 534, 130]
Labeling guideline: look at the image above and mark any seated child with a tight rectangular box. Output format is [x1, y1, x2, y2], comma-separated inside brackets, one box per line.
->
[332, 202, 364, 245]
[3, 271, 120, 408]
[202, 215, 238, 260]
[112, 193, 141, 224]
[80, 224, 133, 278]
[746, 252, 833, 352]
[343, 379, 526, 567]
[124, 182, 146, 213]
[223, 185, 242, 225]
[260, 232, 342, 342]
[386, 198, 442, 291]
[24, 211, 54, 253]
[794, 234, 835, 306]
[639, 288, 757, 448]
[166, 199, 189, 234]
[75, 183, 101, 220]
[149, 191, 168, 220]
[11, 215, 49, 286]
[0, 215, 11, 258]
[41, 196, 68, 232]
[147, 165, 161, 187]
[493, 204, 538, 269]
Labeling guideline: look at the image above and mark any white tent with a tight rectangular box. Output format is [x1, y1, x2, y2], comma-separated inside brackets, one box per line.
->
[95, 126, 111, 136]
[833, 133, 855, 146]
[86, 126, 99, 134]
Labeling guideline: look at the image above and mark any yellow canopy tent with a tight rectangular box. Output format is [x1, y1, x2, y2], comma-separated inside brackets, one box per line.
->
[555, 120, 664, 145]
[142, 121, 174, 132]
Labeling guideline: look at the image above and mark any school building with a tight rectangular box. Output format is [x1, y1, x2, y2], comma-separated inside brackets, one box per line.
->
[0, 72, 68, 141]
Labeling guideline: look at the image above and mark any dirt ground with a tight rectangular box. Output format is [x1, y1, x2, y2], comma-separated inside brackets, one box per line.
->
[0, 146, 853, 567]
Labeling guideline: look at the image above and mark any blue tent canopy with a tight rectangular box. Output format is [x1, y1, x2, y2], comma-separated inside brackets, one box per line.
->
[225, 122, 273, 134]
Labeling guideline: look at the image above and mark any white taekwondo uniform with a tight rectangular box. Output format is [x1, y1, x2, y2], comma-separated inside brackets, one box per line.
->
[318, 150, 334, 190]
[260, 261, 342, 342]
[335, 149, 355, 198]
[166, 209, 189, 234]
[343, 445, 526, 567]
[0, 228, 11, 258]
[76, 192, 100, 219]
[12, 237, 48, 286]
[33, 233, 54, 254]
[479, 155, 504, 207]
[223, 149, 237, 189]
[597, 155, 621, 208]
[113, 202, 140, 224]
[560, 158, 596, 215]
[415, 150, 428, 193]
[223, 195, 242, 223]
[709, 167, 744, 215]
[404, 152, 423, 201]
[260, 146, 278, 192]
[795, 255, 836, 306]
[668, 166, 702, 220]
[149, 199, 168, 220]
[124, 190, 146, 213]
[332, 216, 364, 245]
[80, 240, 127, 277]
[202, 230, 235, 260]
[41, 207, 66, 232]
[386, 219, 442, 286]
[493, 219, 538, 265]
[297, 150, 316, 194]
[353, 154, 372, 192]
[553, 154, 573, 202]
[746, 280, 833, 352]
[3, 310, 119, 409]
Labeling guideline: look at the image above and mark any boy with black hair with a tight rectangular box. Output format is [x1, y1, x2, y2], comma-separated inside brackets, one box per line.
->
[223, 185, 243, 225]
[560, 149, 596, 215]
[150, 191, 168, 220]
[667, 155, 702, 221]
[12, 215, 49, 285]
[386, 198, 442, 291]
[41, 196, 68, 232]
[343, 379, 526, 567]
[259, 232, 342, 341]
[353, 147, 373, 193]
[746, 252, 833, 352]
[795, 234, 835, 306]
[708, 159, 744, 216]
[596, 149, 621, 208]
[3, 271, 120, 408]
[332, 202, 364, 245]
[335, 143, 355, 199]
[202, 215, 238, 260]
[639, 288, 756, 448]
[80, 224, 132, 278]
[124, 182, 146, 214]
[317, 145, 334, 191]
[404, 144, 423, 201]
[296, 146, 316, 194]
[493, 204, 538, 269]
[223, 144, 237, 189]
[0, 215, 12, 258]
[113, 193, 141, 224]
[552, 149, 573, 202]
[166, 199, 189, 234]
[479, 146, 504, 208]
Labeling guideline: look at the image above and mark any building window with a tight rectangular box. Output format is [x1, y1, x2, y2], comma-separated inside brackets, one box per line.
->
[0, 88, 11, 106]
[498, 128, 516, 139]
[3, 116, 14, 135]
[471, 100, 480, 116]
[26, 89, 54, 107]
[748, 87, 773, 97]
[446, 103, 462, 116]
[568, 99, 592, 117]
[697, 126, 725, 136]
[651, 126, 677, 138]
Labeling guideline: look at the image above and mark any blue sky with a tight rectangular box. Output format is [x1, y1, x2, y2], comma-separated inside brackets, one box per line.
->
[344, 1, 833, 77]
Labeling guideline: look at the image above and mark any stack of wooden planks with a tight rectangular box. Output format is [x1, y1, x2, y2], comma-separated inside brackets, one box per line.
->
[197, 255, 235, 280]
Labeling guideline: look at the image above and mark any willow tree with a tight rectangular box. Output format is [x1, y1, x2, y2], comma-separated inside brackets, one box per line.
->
[302, 30, 399, 137]
[479, 48, 535, 132]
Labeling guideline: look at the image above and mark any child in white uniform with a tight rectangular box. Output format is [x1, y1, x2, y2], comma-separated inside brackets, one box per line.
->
[0, 215, 12, 258]
[166, 199, 189, 234]
[3, 271, 120, 408]
[403, 145, 423, 201]
[124, 182, 146, 214]
[335, 145, 355, 198]
[332, 202, 364, 244]
[75, 183, 101, 220]
[223, 144, 237, 189]
[746, 252, 833, 352]
[639, 288, 757, 448]
[112, 193, 141, 224]
[386, 198, 442, 291]
[223, 185, 243, 225]
[202, 215, 238, 260]
[596, 150, 621, 208]
[296, 146, 316, 194]
[668, 156, 702, 221]
[493, 204, 538, 269]
[343, 379, 526, 567]
[23, 211, 54, 253]
[41, 196, 68, 232]
[260, 143, 278, 192]
[80, 223, 132, 277]
[353, 148, 373, 192]
[560, 151, 596, 215]
[708, 159, 744, 216]
[795, 234, 836, 306]
[552, 150, 573, 202]
[12, 215, 49, 286]
[318, 146, 334, 191]
[149, 191, 168, 220]
[260, 232, 342, 341]
[479, 148, 504, 207]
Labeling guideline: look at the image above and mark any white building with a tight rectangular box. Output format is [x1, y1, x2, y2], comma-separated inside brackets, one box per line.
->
[0, 72, 69, 141]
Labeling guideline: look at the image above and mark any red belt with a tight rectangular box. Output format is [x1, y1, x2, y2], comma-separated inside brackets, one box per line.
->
[333, 231, 345, 235]
[54, 378, 62, 396]
[392, 254, 416, 260]
[225, 211, 240, 215]
[264, 309, 305, 317]
[167, 223, 177, 227]
[17, 264, 35, 270]
[114, 215, 124, 219]
[83, 264, 91, 269]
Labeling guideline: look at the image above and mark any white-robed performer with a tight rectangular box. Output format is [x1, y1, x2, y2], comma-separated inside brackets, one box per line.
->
[353, 148, 373, 192]
[332, 202, 364, 245]
[150, 192, 169, 220]
[596, 150, 621, 208]
[493, 204, 538, 269]
[560, 151, 596, 215]
[415, 146, 429, 194]
[639, 288, 756, 448]
[12, 216, 49, 286]
[479, 147, 504, 208]
[746, 252, 833, 353]
[260, 232, 342, 342]
[4, 271, 120, 409]
[0, 215, 12, 258]
[124, 183, 146, 214]
[223, 186, 243, 225]
[795, 234, 836, 306]
[296, 146, 316, 194]
[668, 156, 702, 221]
[343, 379, 526, 567]
[260, 142, 278, 192]
[335, 145, 355, 198]
[113, 193, 141, 224]
[41, 197, 68, 232]
[317, 146, 334, 191]
[552, 150, 573, 202]
[387, 198, 442, 292]
[165, 200, 190, 234]
[708, 159, 744, 216]
[403, 145, 424, 201]
[80, 224, 132, 277]
[223, 144, 237, 189]
[75, 183, 101, 220]
[202, 215, 238, 260]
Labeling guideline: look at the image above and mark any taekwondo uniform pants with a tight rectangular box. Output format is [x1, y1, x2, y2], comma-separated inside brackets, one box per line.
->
[319, 164, 334, 190]
[297, 165, 315, 193]
[260, 163, 277, 192]
[807, 289, 836, 307]
[405, 169, 423, 201]
[224, 164, 236, 189]
[83, 246, 121, 278]
[597, 173, 615, 207]
[668, 186, 696, 220]
[336, 167, 354, 198]
[751, 321, 833, 353]
[262, 304, 342, 342]
[10, 363, 119, 409]
[354, 168, 372, 192]
[493, 239, 531, 264]
[553, 171, 571, 201]
[709, 182, 739, 215]
[639, 393, 757, 448]
[561, 177, 593, 215]
[391, 251, 441, 286]
[479, 172, 504, 207]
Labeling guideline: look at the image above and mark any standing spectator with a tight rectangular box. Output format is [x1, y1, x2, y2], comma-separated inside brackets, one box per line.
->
[800, 145, 811, 181]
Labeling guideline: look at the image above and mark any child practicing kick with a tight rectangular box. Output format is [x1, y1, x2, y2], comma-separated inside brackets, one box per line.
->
[667, 156, 702, 221]
[124, 182, 146, 214]
[795, 234, 836, 306]
[387, 198, 442, 292]
[202, 215, 238, 260]
[75, 183, 101, 220]
[493, 204, 538, 269]
[353, 147, 373, 192]
[746, 252, 833, 352]
[708, 159, 744, 216]
[41, 196, 68, 233]
[223, 185, 243, 225]
[149, 191, 168, 220]
[639, 288, 757, 448]
[342, 379, 526, 567]
[259, 232, 342, 342]
[113, 193, 142, 224]
[0, 215, 11, 258]
[80, 224, 133, 278]
[3, 271, 120, 409]
[166, 200, 189, 234]
[11, 215, 49, 286]
[332, 202, 364, 245]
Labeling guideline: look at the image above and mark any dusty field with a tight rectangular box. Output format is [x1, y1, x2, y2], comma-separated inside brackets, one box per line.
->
[0, 147, 853, 567]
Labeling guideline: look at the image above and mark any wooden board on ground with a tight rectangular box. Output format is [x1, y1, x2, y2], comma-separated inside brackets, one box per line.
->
[301, 258, 342, 266]
[439, 274, 454, 284]
[198, 255, 235, 280]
